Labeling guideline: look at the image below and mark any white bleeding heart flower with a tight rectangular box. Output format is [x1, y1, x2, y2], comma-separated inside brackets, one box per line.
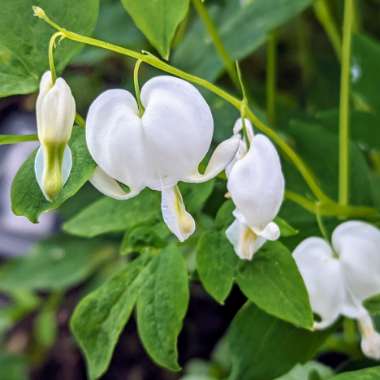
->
[86, 75, 240, 242]
[34, 71, 76, 201]
[293, 221, 380, 360]
[226, 118, 285, 260]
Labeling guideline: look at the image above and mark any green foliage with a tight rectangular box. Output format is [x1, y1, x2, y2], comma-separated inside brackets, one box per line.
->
[286, 120, 373, 205]
[64, 182, 214, 238]
[64, 190, 161, 237]
[71, 256, 151, 380]
[352, 34, 380, 113]
[120, 0, 189, 59]
[0, 0, 99, 97]
[237, 242, 313, 329]
[0, 354, 27, 380]
[0, 236, 111, 291]
[137, 245, 189, 370]
[364, 294, 380, 316]
[228, 303, 329, 380]
[275, 362, 333, 380]
[330, 367, 380, 380]
[11, 127, 96, 223]
[173, 0, 313, 80]
[196, 230, 238, 304]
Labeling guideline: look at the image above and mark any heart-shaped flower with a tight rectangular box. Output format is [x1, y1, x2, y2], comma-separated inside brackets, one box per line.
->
[86, 75, 240, 241]
[293, 221, 380, 360]
[34, 71, 76, 201]
[226, 118, 285, 260]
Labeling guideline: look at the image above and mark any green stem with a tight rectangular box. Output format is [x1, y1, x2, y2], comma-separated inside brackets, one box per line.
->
[285, 191, 378, 219]
[266, 31, 277, 126]
[316, 202, 330, 243]
[33, 7, 379, 220]
[48, 32, 63, 83]
[352, 0, 361, 33]
[313, 0, 342, 59]
[191, 0, 238, 85]
[0, 134, 38, 144]
[339, 0, 354, 207]
[134, 59, 145, 116]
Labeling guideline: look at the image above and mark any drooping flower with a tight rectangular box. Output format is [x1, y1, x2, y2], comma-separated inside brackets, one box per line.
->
[86, 75, 240, 241]
[226, 118, 285, 260]
[293, 221, 380, 360]
[34, 71, 76, 201]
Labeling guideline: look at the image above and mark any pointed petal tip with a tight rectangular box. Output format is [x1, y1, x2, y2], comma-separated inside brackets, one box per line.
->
[161, 186, 195, 242]
[90, 167, 141, 200]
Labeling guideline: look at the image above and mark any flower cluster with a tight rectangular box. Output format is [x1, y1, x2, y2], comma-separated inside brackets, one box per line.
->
[34, 71, 380, 360]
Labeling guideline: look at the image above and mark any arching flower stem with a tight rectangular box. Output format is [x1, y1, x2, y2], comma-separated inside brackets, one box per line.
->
[133, 59, 145, 116]
[32, 6, 379, 220]
[48, 31, 64, 84]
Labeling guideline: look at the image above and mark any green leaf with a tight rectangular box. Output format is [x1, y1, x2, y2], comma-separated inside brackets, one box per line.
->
[286, 120, 373, 206]
[228, 303, 329, 380]
[0, 134, 37, 145]
[137, 245, 189, 371]
[364, 294, 380, 316]
[330, 367, 380, 380]
[120, 223, 169, 255]
[276, 217, 299, 237]
[64, 190, 161, 237]
[196, 230, 238, 304]
[74, 0, 147, 65]
[215, 200, 235, 229]
[34, 294, 60, 349]
[0, 0, 99, 97]
[274, 362, 333, 380]
[173, 0, 312, 81]
[11, 127, 96, 223]
[0, 236, 111, 291]
[0, 353, 27, 380]
[64, 182, 211, 238]
[236, 242, 313, 329]
[120, 0, 189, 59]
[352, 34, 380, 112]
[71, 256, 151, 380]
[316, 109, 380, 151]
[180, 181, 215, 215]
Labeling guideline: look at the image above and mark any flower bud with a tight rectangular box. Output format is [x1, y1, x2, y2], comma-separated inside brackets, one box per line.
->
[34, 71, 76, 201]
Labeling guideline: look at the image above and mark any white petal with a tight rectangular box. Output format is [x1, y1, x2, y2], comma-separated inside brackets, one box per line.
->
[233, 118, 254, 141]
[184, 135, 240, 183]
[225, 138, 247, 177]
[227, 134, 285, 231]
[226, 218, 266, 261]
[252, 222, 280, 241]
[333, 221, 380, 306]
[37, 74, 75, 143]
[293, 237, 346, 329]
[358, 312, 380, 360]
[86, 89, 154, 191]
[34, 145, 72, 200]
[90, 167, 141, 200]
[161, 186, 195, 242]
[141, 76, 214, 184]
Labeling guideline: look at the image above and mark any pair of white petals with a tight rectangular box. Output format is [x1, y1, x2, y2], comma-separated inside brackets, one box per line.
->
[226, 118, 285, 260]
[293, 221, 380, 360]
[86, 75, 240, 241]
[34, 71, 75, 200]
